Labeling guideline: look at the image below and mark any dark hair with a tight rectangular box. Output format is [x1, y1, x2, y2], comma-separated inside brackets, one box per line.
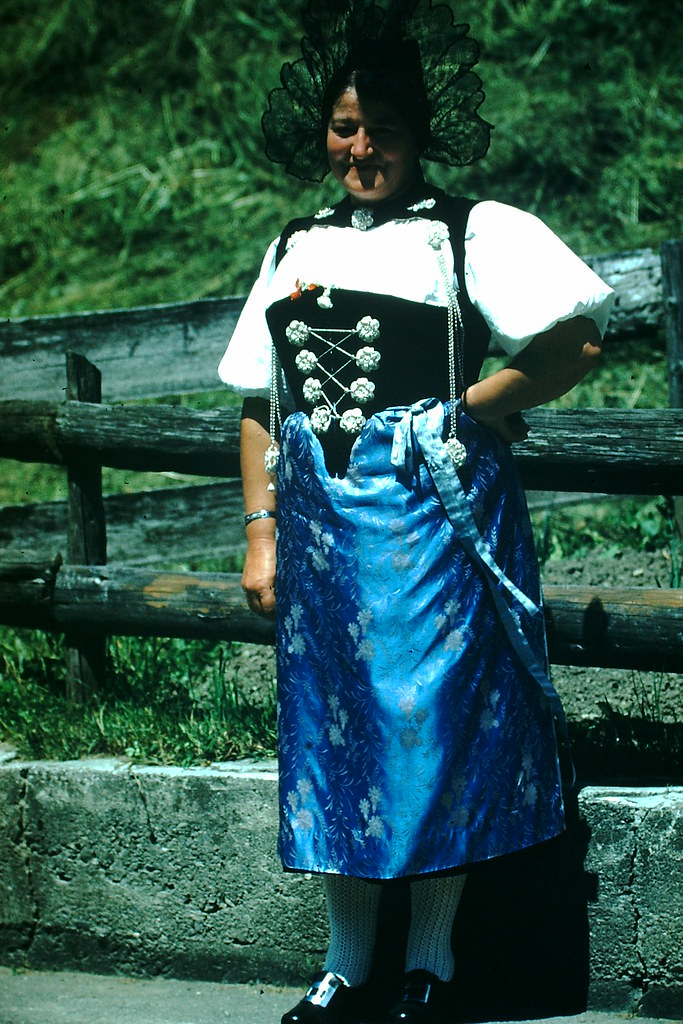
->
[321, 38, 432, 151]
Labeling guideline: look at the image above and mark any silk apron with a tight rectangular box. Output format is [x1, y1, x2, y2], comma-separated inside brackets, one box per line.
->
[275, 398, 566, 879]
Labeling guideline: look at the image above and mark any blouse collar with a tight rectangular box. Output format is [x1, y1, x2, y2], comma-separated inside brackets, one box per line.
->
[314, 174, 438, 231]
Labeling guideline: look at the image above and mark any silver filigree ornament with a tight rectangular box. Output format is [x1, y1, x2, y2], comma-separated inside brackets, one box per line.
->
[264, 442, 280, 489]
[351, 208, 374, 231]
[407, 197, 437, 212]
[286, 320, 310, 346]
[295, 349, 318, 373]
[314, 207, 335, 219]
[317, 286, 334, 309]
[290, 313, 382, 439]
[265, 334, 283, 491]
[355, 316, 380, 342]
[444, 436, 467, 469]
[310, 406, 332, 434]
[349, 377, 375, 404]
[355, 346, 381, 372]
[302, 377, 323, 403]
[429, 221, 468, 472]
[340, 408, 366, 434]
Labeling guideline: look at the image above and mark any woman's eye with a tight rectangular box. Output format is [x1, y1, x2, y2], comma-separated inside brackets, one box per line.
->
[330, 123, 356, 137]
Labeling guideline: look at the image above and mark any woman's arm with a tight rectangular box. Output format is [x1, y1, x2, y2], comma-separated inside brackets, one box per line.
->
[240, 396, 277, 616]
[463, 315, 602, 443]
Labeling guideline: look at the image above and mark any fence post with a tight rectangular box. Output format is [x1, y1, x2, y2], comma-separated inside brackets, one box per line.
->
[65, 351, 107, 702]
[662, 240, 683, 533]
[663, 240, 683, 408]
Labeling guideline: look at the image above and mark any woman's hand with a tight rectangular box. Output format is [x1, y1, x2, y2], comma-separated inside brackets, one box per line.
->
[242, 534, 276, 617]
[240, 397, 277, 617]
[469, 409, 530, 444]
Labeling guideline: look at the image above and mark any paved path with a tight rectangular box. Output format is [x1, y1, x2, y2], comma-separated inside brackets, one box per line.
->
[0, 969, 676, 1024]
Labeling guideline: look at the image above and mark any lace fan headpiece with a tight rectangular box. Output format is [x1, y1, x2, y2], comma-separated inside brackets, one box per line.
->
[262, 0, 492, 182]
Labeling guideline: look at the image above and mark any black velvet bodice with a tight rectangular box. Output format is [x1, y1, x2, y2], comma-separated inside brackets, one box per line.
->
[266, 186, 490, 476]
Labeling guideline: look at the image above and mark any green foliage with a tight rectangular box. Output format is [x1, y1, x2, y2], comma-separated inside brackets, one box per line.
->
[1, 0, 680, 316]
[532, 495, 682, 572]
[0, 629, 276, 763]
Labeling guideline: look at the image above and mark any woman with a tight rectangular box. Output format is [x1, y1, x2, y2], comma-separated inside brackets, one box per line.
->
[219, 4, 614, 1022]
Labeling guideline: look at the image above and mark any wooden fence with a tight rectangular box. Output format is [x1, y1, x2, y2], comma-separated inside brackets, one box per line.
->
[0, 240, 682, 697]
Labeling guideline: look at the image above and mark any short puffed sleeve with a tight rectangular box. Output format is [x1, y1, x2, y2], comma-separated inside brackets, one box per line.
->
[217, 238, 279, 396]
[464, 200, 615, 356]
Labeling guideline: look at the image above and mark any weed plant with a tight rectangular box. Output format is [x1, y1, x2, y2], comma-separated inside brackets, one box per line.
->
[568, 710, 683, 785]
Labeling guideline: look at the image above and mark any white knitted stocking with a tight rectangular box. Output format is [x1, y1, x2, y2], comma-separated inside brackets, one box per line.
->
[322, 874, 382, 987]
[404, 874, 467, 982]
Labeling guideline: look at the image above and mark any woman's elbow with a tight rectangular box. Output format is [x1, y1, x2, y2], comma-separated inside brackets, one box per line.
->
[577, 322, 603, 378]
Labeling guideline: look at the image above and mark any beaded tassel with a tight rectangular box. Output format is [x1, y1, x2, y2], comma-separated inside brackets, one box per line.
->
[265, 342, 283, 492]
[436, 247, 467, 469]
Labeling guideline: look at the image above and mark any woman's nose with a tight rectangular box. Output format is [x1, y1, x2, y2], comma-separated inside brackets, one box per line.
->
[351, 128, 373, 159]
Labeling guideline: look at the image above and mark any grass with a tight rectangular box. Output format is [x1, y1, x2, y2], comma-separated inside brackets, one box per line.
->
[532, 495, 682, 574]
[569, 711, 683, 785]
[0, 0, 680, 771]
[2, 624, 681, 781]
[1, 0, 680, 318]
[0, 630, 276, 765]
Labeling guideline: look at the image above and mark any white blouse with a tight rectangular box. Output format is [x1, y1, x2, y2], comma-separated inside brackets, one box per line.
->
[218, 199, 614, 398]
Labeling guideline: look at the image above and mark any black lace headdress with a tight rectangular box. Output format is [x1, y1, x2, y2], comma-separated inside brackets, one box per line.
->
[262, 0, 492, 182]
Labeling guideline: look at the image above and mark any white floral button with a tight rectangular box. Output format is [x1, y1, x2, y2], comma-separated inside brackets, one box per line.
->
[351, 208, 374, 230]
[286, 320, 310, 346]
[302, 377, 323, 403]
[317, 287, 333, 309]
[355, 346, 381, 372]
[295, 349, 317, 373]
[349, 378, 375, 403]
[356, 316, 380, 342]
[340, 408, 366, 434]
[310, 406, 332, 433]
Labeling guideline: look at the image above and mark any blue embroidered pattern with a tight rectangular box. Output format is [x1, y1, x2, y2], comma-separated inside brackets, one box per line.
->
[275, 401, 566, 879]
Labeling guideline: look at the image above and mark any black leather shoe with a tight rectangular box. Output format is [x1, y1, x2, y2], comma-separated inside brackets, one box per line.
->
[281, 972, 362, 1023]
[387, 970, 447, 1022]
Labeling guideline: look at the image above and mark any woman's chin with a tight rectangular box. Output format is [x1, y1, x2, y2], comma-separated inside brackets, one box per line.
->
[344, 175, 393, 205]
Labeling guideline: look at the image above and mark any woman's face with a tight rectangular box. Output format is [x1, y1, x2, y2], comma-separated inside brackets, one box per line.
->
[326, 87, 420, 205]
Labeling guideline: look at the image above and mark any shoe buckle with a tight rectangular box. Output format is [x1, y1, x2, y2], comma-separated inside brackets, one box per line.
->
[405, 977, 432, 1004]
[306, 971, 347, 1007]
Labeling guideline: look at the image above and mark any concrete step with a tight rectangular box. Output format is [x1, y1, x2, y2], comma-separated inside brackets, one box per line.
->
[1, 756, 681, 1019]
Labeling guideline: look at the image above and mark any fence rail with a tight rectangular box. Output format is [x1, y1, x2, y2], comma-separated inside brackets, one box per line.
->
[0, 246, 666, 404]
[0, 238, 681, 695]
[1, 558, 681, 672]
[1, 403, 682, 491]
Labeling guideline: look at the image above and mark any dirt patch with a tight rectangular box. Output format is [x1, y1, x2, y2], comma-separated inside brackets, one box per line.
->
[230, 643, 277, 704]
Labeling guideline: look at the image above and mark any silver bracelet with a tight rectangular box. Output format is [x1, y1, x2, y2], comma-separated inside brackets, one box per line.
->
[244, 508, 276, 526]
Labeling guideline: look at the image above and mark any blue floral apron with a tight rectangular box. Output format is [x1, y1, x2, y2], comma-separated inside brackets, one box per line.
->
[275, 399, 566, 879]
